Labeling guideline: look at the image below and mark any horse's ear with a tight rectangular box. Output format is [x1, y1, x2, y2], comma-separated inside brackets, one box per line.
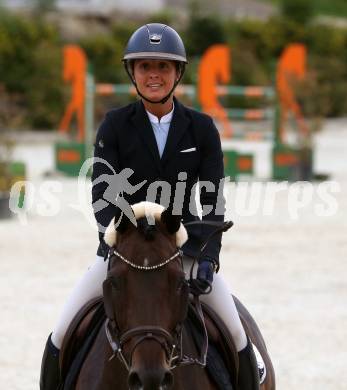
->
[115, 216, 130, 233]
[161, 208, 181, 234]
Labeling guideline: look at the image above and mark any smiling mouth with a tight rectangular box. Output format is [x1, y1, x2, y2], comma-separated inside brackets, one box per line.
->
[147, 84, 163, 89]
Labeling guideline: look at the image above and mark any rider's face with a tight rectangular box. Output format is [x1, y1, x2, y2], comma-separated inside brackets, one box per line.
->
[133, 59, 179, 101]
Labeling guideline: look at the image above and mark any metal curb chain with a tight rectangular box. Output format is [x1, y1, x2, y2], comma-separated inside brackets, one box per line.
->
[110, 248, 182, 271]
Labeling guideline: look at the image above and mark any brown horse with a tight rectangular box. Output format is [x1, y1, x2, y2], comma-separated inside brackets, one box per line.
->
[68, 205, 275, 390]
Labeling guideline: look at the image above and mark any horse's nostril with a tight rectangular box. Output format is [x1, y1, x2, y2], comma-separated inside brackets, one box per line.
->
[129, 368, 173, 390]
[128, 371, 142, 390]
[162, 370, 174, 389]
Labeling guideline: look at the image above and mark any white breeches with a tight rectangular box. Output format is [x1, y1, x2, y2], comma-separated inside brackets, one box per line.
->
[51, 255, 247, 352]
[183, 256, 247, 351]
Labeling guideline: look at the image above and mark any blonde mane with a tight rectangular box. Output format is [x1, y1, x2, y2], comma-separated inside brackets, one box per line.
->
[104, 201, 188, 247]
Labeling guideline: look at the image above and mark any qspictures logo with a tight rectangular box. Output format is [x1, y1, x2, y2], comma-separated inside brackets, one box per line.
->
[8, 157, 341, 228]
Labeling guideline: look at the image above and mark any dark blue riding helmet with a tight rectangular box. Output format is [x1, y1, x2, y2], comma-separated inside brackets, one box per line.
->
[123, 23, 187, 63]
[122, 23, 188, 104]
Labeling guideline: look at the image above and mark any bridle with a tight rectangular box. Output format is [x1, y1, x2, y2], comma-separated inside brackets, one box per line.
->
[104, 247, 184, 371]
[105, 319, 181, 371]
[103, 220, 233, 372]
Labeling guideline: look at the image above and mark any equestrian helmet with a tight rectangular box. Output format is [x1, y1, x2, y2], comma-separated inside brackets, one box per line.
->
[123, 23, 187, 104]
[123, 23, 187, 64]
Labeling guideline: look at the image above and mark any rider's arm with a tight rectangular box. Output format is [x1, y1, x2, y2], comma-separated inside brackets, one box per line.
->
[198, 117, 225, 269]
[92, 112, 120, 235]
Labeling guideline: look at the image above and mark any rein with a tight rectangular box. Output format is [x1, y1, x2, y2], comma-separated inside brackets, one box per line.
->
[181, 219, 234, 367]
[103, 219, 233, 372]
[184, 220, 233, 293]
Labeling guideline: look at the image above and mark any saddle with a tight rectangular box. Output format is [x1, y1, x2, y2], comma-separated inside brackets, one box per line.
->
[59, 297, 239, 390]
[186, 301, 239, 389]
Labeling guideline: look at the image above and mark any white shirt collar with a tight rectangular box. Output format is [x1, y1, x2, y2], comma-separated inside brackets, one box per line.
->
[146, 102, 175, 124]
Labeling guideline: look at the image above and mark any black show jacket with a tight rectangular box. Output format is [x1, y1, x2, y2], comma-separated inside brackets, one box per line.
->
[92, 97, 225, 265]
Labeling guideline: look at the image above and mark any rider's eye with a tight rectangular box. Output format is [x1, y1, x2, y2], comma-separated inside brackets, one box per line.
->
[159, 62, 168, 69]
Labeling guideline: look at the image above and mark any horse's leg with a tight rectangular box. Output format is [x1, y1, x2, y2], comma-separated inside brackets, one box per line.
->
[234, 296, 276, 390]
[76, 326, 129, 390]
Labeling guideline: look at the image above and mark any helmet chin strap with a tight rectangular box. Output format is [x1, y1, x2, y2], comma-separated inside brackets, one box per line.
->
[124, 62, 185, 105]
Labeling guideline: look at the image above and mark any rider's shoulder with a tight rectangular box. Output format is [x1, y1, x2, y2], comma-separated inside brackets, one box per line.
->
[181, 105, 218, 142]
[97, 103, 136, 139]
[183, 105, 215, 128]
[104, 102, 135, 123]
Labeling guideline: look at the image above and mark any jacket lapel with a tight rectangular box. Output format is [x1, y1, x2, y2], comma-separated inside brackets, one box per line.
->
[131, 100, 162, 173]
[161, 98, 191, 164]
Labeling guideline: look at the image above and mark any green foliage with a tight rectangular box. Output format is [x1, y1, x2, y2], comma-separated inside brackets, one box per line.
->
[80, 35, 123, 84]
[27, 41, 63, 128]
[0, 11, 63, 128]
[146, 9, 175, 26]
[307, 24, 347, 57]
[265, 0, 347, 18]
[184, 12, 226, 56]
[307, 55, 347, 117]
[314, 0, 347, 17]
[224, 17, 347, 117]
[0, 8, 347, 130]
[0, 130, 14, 192]
[280, 0, 315, 25]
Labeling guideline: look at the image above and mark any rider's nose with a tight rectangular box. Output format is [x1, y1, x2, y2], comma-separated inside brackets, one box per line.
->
[149, 73, 159, 80]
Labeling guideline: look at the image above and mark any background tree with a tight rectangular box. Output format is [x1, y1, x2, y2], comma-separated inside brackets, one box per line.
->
[184, 1, 226, 56]
[280, 0, 315, 25]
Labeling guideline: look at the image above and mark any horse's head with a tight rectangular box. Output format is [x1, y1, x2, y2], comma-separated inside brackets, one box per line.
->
[103, 202, 189, 390]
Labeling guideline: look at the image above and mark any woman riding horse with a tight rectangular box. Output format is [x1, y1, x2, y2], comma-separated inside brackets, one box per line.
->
[40, 23, 264, 389]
